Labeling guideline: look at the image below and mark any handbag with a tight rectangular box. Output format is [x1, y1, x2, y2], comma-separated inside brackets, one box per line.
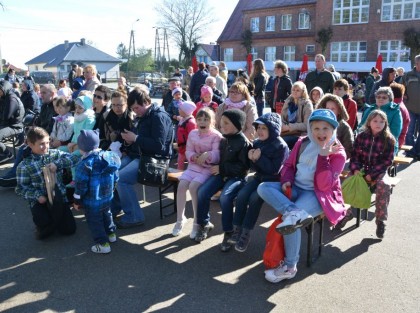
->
[263, 214, 285, 269]
[137, 155, 170, 187]
[342, 171, 372, 209]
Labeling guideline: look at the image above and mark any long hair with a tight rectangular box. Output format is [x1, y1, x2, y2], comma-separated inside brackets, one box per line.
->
[250, 58, 269, 82]
[292, 81, 309, 100]
[363, 109, 396, 151]
[316, 93, 349, 122]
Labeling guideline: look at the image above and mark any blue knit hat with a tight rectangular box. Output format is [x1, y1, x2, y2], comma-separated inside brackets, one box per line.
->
[309, 109, 338, 129]
[77, 129, 100, 152]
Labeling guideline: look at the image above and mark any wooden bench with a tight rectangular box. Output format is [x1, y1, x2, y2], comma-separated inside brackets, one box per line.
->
[388, 156, 413, 177]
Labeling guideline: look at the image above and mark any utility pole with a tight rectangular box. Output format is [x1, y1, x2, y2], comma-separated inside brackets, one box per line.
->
[127, 19, 139, 83]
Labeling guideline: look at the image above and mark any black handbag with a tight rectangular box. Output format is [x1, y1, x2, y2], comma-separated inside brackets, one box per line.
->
[137, 155, 170, 187]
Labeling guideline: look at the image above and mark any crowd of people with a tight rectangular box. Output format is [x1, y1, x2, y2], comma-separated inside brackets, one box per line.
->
[1, 54, 419, 284]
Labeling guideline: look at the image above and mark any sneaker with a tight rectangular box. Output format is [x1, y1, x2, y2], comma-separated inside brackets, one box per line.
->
[276, 210, 313, 235]
[227, 226, 241, 245]
[189, 223, 199, 239]
[265, 263, 297, 283]
[91, 242, 111, 254]
[194, 222, 214, 243]
[376, 221, 386, 239]
[0, 151, 13, 164]
[220, 232, 233, 252]
[235, 229, 251, 253]
[108, 233, 117, 243]
[335, 210, 354, 229]
[172, 219, 186, 237]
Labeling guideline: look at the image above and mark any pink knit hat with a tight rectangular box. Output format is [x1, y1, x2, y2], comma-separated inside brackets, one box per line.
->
[172, 87, 182, 96]
[179, 101, 196, 116]
[201, 85, 213, 98]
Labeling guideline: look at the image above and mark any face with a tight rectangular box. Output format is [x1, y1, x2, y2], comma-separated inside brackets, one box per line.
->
[202, 94, 212, 103]
[169, 81, 178, 90]
[311, 120, 334, 147]
[388, 71, 396, 82]
[315, 56, 325, 70]
[131, 102, 149, 117]
[93, 91, 107, 110]
[220, 115, 238, 135]
[206, 80, 215, 89]
[111, 96, 127, 115]
[84, 68, 94, 80]
[256, 124, 269, 141]
[21, 83, 28, 92]
[311, 90, 321, 102]
[369, 115, 386, 135]
[28, 137, 50, 155]
[325, 101, 339, 118]
[210, 67, 218, 77]
[274, 66, 284, 77]
[56, 105, 70, 116]
[333, 86, 346, 97]
[196, 115, 211, 133]
[375, 93, 390, 107]
[40, 87, 54, 104]
[291, 86, 303, 99]
[173, 92, 182, 100]
[188, 67, 193, 74]
[118, 78, 126, 86]
[75, 104, 85, 115]
[228, 89, 245, 102]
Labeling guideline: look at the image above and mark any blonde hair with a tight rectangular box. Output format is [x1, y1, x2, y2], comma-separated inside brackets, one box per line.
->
[229, 81, 251, 102]
[316, 94, 349, 121]
[292, 81, 309, 100]
[84, 64, 97, 75]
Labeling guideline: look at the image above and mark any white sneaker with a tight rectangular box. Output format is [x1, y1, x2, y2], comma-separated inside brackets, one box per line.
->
[108, 233, 117, 243]
[189, 223, 199, 239]
[91, 243, 111, 254]
[172, 219, 186, 237]
[265, 263, 297, 283]
[276, 210, 313, 235]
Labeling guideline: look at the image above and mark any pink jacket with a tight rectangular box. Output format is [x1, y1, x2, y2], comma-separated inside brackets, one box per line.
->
[280, 137, 347, 225]
[394, 98, 410, 147]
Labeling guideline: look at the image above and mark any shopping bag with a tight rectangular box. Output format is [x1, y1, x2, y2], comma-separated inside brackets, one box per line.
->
[263, 214, 285, 269]
[342, 171, 372, 209]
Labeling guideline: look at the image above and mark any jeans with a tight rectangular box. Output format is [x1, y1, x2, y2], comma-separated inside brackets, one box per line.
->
[233, 177, 264, 230]
[256, 97, 265, 117]
[406, 111, 420, 146]
[111, 157, 145, 224]
[196, 175, 245, 231]
[85, 206, 115, 244]
[3, 145, 29, 178]
[257, 182, 322, 268]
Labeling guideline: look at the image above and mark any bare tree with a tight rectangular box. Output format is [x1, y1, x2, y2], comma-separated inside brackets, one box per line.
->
[155, 0, 215, 66]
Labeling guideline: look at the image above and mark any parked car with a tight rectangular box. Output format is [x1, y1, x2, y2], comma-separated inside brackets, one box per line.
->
[137, 72, 168, 84]
[31, 71, 56, 85]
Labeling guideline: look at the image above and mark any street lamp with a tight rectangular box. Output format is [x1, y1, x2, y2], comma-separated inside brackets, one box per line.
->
[127, 18, 139, 83]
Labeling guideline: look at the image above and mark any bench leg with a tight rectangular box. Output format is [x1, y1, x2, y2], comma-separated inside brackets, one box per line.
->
[318, 218, 324, 257]
[356, 207, 361, 227]
[306, 221, 314, 267]
[159, 186, 164, 220]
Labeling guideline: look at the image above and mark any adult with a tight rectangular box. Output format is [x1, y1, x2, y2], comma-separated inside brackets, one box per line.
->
[112, 86, 173, 229]
[270, 60, 293, 113]
[182, 66, 193, 92]
[68, 63, 78, 89]
[0, 81, 25, 163]
[173, 68, 183, 81]
[328, 64, 341, 80]
[250, 58, 269, 117]
[390, 83, 410, 148]
[92, 85, 111, 130]
[189, 62, 209, 102]
[117, 76, 131, 95]
[4, 68, 19, 84]
[38, 84, 58, 134]
[20, 79, 39, 112]
[205, 76, 224, 105]
[209, 64, 228, 100]
[395, 67, 405, 84]
[402, 55, 420, 157]
[368, 67, 396, 104]
[81, 64, 101, 93]
[304, 54, 336, 94]
[365, 67, 380, 104]
[71, 67, 85, 99]
[161, 77, 190, 110]
[57, 79, 73, 100]
[218, 61, 228, 82]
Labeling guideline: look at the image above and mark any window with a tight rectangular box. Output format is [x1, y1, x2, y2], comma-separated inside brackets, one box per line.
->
[306, 45, 315, 53]
[265, 47, 276, 62]
[251, 17, 259, 32]
[198, 56, 208, 63]
[330, 41, 367, 62]
[333, 0, 370, 24]
[281, 14, 292, 30]
[284, 46, 295, 61]
[378, 40, 410, 62]
[224, 48, 233, 62]
[298, 12, 310, 29]
[251, 47, 258, 60]
[382, 0, 420, 21]
[266, 16, 275, 31]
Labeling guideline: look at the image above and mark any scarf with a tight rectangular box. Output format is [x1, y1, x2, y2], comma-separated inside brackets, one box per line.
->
[287, 100, 298, 123]
[225, 98, 247, 109]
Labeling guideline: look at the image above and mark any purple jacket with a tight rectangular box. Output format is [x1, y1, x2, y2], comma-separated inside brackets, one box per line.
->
[280, 137, 347, 225]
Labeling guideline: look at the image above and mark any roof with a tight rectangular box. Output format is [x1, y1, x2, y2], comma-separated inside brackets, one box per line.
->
[198, 44, 219, 60]
[218, 0, 316, 42]
[25, 41, 121, 67]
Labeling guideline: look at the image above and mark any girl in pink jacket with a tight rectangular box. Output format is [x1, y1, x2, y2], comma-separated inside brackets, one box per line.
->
[172, 108, 223, 238]
[258, 109, 347, 283]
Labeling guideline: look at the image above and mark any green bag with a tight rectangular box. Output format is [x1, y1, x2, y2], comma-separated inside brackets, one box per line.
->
[342, 171, 372, 209]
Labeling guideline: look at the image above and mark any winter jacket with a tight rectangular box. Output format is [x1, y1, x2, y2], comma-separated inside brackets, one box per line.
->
[365, 74, 377, 104]
[0, 80, 25, 129]
[189, 70, 209, 102]
[20, 80, 39, 112]
[99, 109, 134, 151]
[337, 120, 354, 159]
[36, 101, 56, 134]
[252, 73, 268, 100]
[270, 75, 292, 109]
[402, 67, 420, 114]
[342, 95, 358, 130]
[50, 113, 74, 143]
[368, 68, 395, 104]
[71, 110, 96, 143]
[177, 117, 197, 154]
[281, 96, 313, 135]
[305, 69, 335, 94]
[393, 99, 410, 147]
[219, 131, 251, 179]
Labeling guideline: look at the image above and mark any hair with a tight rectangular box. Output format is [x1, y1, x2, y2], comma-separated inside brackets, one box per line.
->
[291, 81, 309, 100]
[41, 83, 57, 94]
[72, 63, 78, 69]
[396, 67, 404, 73]
[198, 62, 206, 70]
[8, 68, 15, 74]
[371, 67, 379, 74]
[273, 60, 288, 75]
[76, 67, 84, 77]
[229, 81, 251, 101]
[219, 61, 226, 68]
[309, 87, 323, 105]
[78, 90, 92, 98]
[389, 82, 405, 99]
[333, 78, 350, 91]
[375, 86, 394, 102]
[34, 83, 41, 93]
[59, 79, 66, 86]
[415, 55, 420, 62]
[95, 85, 111, 101]
[53, 96, 69, 109]
[363, 110, 396, 150]
[235, 71, 254, 96]
[316, 93, 349, 122]
[127, 85, 151, 108]
[196, 107, 216, 127]
[210, 65, 219, 73]
[205, 76, 216, 84]
[27, 127, 49, 144]
[315, 54, 326, 62]
[250, 58, 269, 82]
[84, 64, 97, 75]
[12, 82, 19, 89]
[111, 90, 128, 103]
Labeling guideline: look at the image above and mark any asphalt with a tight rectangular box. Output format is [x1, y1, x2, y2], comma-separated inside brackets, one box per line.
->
[1, 110, 419, 312]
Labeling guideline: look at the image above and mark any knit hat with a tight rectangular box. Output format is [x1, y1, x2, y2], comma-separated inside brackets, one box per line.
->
[75, 95, 93, 111]
[222, 109, 246, 132]
[77, 129, 100, 152]
[179, 101, 196, 116]
[172, 87, 182, 96]
[309, 109, 338, 129]
[201, 85, 213, 98]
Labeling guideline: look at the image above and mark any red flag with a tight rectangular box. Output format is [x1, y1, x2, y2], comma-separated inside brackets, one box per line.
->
[192, 55, 198, 73]
[299, 54, 309, 81]
[375, 54, 383, 75]
[246, 53, 253, 75]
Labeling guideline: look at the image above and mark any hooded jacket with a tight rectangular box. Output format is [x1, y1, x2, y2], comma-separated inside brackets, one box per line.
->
[0, 80, 25, 129]
[368, 67, 395, 104]
[402, 67, 420, 114]
[20, 79, 39, 112]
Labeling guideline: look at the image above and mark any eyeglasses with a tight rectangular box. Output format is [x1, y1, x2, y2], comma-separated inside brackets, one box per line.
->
[375, 95, 389, 100]
[229, 91, 241, 95]
[93, 94, 103, 100]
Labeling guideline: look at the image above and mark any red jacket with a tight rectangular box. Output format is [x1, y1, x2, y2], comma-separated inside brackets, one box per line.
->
[342, 96, 358, 130]
[177, 117, 197, 154]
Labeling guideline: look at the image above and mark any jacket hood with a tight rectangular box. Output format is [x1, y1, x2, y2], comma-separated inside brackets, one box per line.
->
[83, 150, 121, 174]
[0, 80, 12, 96]
[380, 67, 395, 84]
[253, 112, 282, 140]
[22, 79, 34, 91]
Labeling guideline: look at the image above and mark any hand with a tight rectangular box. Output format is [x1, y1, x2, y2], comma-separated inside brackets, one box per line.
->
[281, 182, 291, 193]
[67, 142, 76, 152]
[176, 116, 183, 122]
[121, 129, 136, 144]
[196, 152, 208, 165]
[252, 148, 261, 161]
[38, 196, 47, 204]
[47, 163, 57, 173]
[354, 170, 361, 176]
[210, 165, 219, 175]
[319, 142, 340, 157]
[248, 149, 255, 160]
[365, 174, 372, 182]
[282, 124, 290, 132]
[50, 139, 61, 148]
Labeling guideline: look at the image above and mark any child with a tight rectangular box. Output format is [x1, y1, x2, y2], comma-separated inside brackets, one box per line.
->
[50, 97, 74, 150]
[172, 108, 222, 238]
[333, 79, 358, 130]
[195, 109, 251, 251]
[73, 130, 121, 254]
[309, 86, 324, 108]
[230, 112, 289, 252]
[350, 110, 395, 239]
[176, 101, 197, 170]
[16, 127, 79, 239]
[167, 87, 183, 124]
[193, 85, 218, 117]
[258, 109, 347, 283]
[57, 79, 73, 100]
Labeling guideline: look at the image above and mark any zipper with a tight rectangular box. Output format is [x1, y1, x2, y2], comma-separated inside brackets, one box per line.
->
[368, 135, 374, 165]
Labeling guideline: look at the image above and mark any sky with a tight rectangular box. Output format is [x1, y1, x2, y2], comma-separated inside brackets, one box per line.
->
[0, 0, 239, 69]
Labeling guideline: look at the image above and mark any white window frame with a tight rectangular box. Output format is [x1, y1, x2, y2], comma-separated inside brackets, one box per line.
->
[250, 47, 258, 60]
[382, 0, 420, 21]
[266, 16, 275, 31]
[265, 46, 276, 62]
[281, 14, 292, 30]
[330, 41, 367, 62]
[284, 46, 296, 61]
[250, 17, 260, 33]
[333, 0, 370, 24]
[224, 48, 233, 62]
[298, 12, 310, 29]
[378, 40, 410, 62]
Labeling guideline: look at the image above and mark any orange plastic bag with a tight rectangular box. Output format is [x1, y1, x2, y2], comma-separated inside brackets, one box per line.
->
[263, 214, 285, 269]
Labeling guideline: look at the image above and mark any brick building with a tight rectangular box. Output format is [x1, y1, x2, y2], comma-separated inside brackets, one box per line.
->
[217, 0, 417, 74]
